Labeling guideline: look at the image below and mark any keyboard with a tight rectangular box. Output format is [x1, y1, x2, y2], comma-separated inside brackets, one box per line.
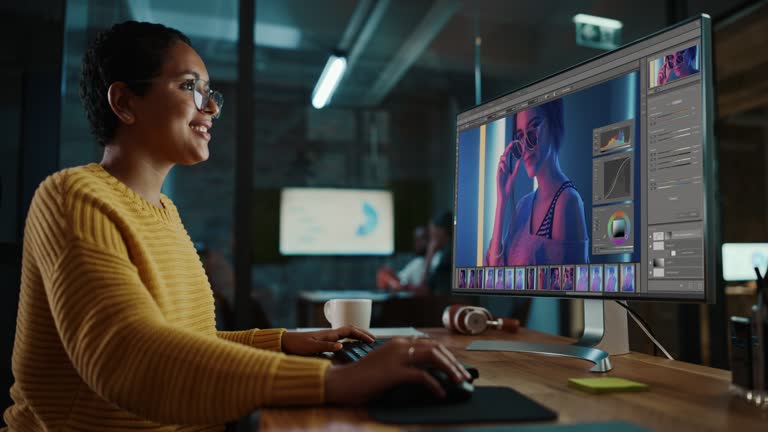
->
[335, 339, 480, 380]
[336, 340, 387, 363]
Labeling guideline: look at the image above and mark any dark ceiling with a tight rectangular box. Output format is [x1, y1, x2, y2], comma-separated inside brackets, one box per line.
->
[49, 0, 750, 109]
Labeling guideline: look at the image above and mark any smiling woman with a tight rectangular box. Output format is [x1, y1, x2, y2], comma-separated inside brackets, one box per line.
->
[2, 21, 470, 431]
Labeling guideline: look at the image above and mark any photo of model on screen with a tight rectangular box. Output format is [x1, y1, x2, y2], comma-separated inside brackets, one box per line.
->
[458, 269, 467, 288]
[468, 269, 476, 288]
[656, 46, 699, 86]
[550, 267, 561, 290]
[563, 266, 574, 291]
[576, 265, 589, 291]
[605, 264, 618, 292]
[485, 268, 494, 288]
[485, 99, 589, 267]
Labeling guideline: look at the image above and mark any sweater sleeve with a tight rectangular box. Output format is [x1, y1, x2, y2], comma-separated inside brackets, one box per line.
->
[30, 184, 330, 425]
[217, 329, 286, 352]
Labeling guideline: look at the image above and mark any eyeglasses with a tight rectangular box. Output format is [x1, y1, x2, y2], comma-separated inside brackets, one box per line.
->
[182, 79, 223, 119]
[127, 77, 223, 119]
[509, 119, 544, 160]
[665, 52, 685, 69]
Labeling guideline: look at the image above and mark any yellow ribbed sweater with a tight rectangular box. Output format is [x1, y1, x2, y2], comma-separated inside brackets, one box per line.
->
[3, 164, 330, 431]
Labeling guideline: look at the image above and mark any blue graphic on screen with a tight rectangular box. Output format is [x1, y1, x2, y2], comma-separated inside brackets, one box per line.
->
[456, 71, 640, 267]
[356, 202, 379, 236]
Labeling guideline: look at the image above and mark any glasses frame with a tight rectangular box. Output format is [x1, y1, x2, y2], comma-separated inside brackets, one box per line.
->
[664, 51, 685, 69]
[126, 77, 223, 119]
[509, 121, 544, 160]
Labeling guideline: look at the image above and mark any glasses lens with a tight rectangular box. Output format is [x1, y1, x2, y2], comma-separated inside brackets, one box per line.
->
[665, 55, 674, 67]
[193, 88, 205, 111]
[193, 81, 223, 119]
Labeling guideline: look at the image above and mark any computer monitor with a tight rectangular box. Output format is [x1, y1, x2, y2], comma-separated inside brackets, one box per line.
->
[722, 243, 768, 282]
[279, 187, 394, 255]
[452, 15, 717, 371]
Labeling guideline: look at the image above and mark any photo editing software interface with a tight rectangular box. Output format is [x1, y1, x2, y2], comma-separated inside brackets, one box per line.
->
[453, 19, 709, 300]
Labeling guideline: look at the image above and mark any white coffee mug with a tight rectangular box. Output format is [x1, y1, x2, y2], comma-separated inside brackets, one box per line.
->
[323, 299, 372, 330]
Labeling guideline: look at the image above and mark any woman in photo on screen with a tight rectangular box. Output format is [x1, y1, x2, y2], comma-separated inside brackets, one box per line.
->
[485, 268, 495, 288]
[550, 267, 561, 290]
[2, 21, 470, 431]
[656, 46, 699, 86]
[623, 265, 635, 292]
[563, 267, 574, 291]
[485, 98, 589, 267]
[468, 269, 476, 288]
[606, 266, 618, 292]
[576, 266, 588, 291]
[496, 268, 505, 289]
[458, 269, 467, 288]
[591, 267, 603, 291]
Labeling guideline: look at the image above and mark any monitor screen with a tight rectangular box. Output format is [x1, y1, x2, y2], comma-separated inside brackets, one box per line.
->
[279, 188, 394, 255]
[722, 243, 768, 282]
[452, 16, 716, 301]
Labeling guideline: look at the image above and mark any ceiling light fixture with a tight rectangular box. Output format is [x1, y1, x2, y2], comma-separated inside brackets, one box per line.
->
[572, 14, 623, 30]
[311, 54, 347, 109]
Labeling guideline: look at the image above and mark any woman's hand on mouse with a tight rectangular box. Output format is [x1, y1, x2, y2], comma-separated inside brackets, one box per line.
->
[324, 337, 471, 405]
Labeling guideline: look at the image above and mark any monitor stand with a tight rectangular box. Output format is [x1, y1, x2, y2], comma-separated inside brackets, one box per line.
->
[466, 299, 629, 372]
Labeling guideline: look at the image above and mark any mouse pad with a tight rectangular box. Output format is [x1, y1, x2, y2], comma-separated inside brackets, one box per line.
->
[368, 386, 557, 425]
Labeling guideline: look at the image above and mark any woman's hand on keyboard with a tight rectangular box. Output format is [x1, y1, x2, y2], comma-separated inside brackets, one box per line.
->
[324, 337, 472, 405]
[282, 326, 375, 355]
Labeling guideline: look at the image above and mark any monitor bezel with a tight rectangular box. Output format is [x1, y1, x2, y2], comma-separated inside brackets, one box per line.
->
[451, 14, 718, 303]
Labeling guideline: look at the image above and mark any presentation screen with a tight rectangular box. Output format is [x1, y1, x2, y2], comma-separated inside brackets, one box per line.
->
[279, 188, 394, 255]
[722, 243, 768, 282]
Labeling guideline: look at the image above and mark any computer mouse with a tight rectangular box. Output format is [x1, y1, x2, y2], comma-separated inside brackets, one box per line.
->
[370, 367, 474, 406]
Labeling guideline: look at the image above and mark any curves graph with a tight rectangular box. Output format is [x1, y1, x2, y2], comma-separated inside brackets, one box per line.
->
[604, 157, 631, 200]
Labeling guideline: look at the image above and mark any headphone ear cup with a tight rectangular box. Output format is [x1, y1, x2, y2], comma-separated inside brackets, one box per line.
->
[443, 304, 470, 333]
[462, 308, 489, 335]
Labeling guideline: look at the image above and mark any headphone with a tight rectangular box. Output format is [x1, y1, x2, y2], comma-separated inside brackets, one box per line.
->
[442, 304, 520, 335]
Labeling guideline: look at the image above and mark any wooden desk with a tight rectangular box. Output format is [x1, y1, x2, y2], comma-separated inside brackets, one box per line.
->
[258, 327, 768, 431]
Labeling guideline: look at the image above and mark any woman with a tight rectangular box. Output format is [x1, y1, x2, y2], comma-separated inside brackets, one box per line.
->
[605, 266, 618, 292]
[484, 99, 588, 267]
[657, 46, 699, 86]
[3, 22, 469, 431]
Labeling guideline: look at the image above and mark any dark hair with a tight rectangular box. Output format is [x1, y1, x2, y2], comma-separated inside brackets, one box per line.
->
[80, 21, 191, 146]
[684, 46, 698, 69]
[432, 211, 454, 235]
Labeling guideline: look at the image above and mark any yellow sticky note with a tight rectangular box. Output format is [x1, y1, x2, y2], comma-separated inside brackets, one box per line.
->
[568, 377, 649, 394]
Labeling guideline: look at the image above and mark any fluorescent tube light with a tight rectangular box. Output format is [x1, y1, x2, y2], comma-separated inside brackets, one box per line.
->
[311, 55, 347, 109]
[572, 14, 623, 30]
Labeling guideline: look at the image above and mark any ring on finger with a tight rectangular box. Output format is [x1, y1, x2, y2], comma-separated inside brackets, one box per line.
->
[407, 346, 416, 364]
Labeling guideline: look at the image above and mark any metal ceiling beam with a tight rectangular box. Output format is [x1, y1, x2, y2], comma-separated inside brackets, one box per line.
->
[344, 0, 390, 81]
[362, 0, 459, 106]
[338, 0, 373, 52]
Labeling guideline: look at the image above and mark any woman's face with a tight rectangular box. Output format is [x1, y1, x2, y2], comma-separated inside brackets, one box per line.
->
[672, 49, 695, 76]
[129, 41, 219, 165]
[515, 107, 553, 178]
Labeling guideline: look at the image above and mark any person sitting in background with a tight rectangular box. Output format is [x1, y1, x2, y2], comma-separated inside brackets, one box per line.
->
[2, 21, 469, 431]
[377, 213, 453, 295]
[420, 211, 454, 295]
[376, 225, 429, 290]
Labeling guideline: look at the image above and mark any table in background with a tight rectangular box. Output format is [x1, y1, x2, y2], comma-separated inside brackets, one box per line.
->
[296, 290, 413, 327]
[258, 327, 768, 431]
